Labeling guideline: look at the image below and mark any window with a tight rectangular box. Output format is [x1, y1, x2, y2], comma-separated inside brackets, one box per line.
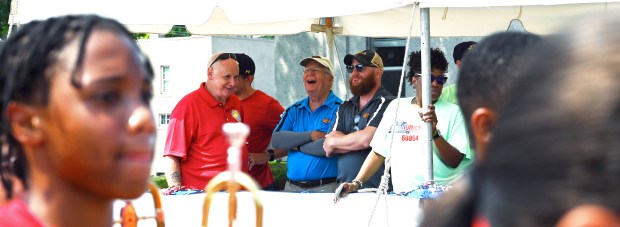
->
[159, 114, 171, 127]
[160, 65, 170, 95]
[370, 38, 408, 97]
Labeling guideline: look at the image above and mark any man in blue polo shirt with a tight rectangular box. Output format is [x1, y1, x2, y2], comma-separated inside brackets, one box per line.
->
[271, 55, 342, 192]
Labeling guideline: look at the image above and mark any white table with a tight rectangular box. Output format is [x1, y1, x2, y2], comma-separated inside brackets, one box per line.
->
[113, 191, 422, 227]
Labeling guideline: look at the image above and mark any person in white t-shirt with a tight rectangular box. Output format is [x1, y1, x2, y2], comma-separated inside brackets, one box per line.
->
[338, 48, 473, 196]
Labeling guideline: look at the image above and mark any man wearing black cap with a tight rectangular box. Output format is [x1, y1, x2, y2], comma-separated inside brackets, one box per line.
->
[438, 41, 478, 105]
[322, 50, 395, 190]
[234, 53, 285, 190]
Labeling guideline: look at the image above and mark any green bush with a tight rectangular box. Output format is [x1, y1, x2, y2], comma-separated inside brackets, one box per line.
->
[150, 175, 168, 189]
[269, 161, 287, 191]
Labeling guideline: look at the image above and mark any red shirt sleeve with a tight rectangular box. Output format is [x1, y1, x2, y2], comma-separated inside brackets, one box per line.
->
[163, 98, 195, 161]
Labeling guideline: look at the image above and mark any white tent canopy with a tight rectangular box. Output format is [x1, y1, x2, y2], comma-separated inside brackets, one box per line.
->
[9, 1, 620, 224]
[11, 0, 620, 37]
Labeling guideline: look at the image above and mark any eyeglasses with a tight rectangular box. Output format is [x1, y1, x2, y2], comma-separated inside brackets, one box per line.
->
[353, 114, 361, 131]
[209, 53, 237, 68]
[346, 64, 377, 73]
[304, 67, 329, 74]
[414, 73, 449, 85]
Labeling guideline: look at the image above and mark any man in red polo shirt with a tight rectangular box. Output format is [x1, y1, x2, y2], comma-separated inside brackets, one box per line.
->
[234, 53, 285, 190]
[163, 53, 248, 189]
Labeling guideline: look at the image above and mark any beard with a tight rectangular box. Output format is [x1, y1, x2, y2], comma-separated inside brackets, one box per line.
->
[350, 74, 377, 96]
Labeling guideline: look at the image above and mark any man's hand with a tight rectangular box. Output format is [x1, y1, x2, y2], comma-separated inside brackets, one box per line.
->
[324, 131, 345, 157]
[333, 182, 361, 204]
[310, 131, 327, 141]
[248, 152, 270, 170]
[418, 104, 438, 132]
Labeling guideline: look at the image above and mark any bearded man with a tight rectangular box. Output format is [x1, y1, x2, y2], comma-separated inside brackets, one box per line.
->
[322, 50, 395, 190]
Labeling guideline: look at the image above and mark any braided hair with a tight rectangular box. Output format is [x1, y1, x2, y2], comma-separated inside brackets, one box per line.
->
[0, 14, 154, 199]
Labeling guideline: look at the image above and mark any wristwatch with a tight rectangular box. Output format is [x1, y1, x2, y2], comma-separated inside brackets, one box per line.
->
[267, 148, 275, 161]
[432, 129, 442, 140]
[352, 179, 363, 189]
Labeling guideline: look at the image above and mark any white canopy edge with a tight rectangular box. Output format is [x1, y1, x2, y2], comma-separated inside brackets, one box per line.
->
[12, 0, 409, 25]
[339, 3, 620, 37]
[186, 7, 319, 36]
[11, 0, 620, 36]
[418, 0, 620, 7]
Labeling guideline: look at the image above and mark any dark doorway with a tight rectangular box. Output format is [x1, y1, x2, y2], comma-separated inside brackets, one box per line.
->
[374, 40, 407, 97]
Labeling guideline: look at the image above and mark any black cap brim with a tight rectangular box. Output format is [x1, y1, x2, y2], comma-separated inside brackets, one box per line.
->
[344, 54, 372, 66]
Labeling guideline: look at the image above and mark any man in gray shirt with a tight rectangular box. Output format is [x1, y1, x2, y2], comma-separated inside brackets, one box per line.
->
[323, 50, 394, 190]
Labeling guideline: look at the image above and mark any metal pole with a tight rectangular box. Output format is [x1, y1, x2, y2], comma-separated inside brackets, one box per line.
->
[420, 7, 433, 182]
[7, 0, 17, 37]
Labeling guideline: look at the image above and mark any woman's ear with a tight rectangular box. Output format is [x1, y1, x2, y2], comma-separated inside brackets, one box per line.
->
[471, 108, 497, 163]
[410, 76, 417, 86]
[7, 103, 44, 145]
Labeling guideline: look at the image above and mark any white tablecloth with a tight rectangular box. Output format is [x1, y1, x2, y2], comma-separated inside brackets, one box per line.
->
[113, 191, 422, 227]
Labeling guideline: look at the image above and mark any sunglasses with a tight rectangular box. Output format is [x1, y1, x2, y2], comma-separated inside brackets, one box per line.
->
[209, 53, 237, 68]
[414, 73, 449, 85]
[346, 64, 377, 73]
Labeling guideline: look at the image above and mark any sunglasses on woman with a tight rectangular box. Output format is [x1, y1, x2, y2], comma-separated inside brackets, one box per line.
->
[414, 73, 449, 85]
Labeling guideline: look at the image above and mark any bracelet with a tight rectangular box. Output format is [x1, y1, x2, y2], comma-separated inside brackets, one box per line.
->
[352, 179, 363, 189]
[267, 149, 275, 161]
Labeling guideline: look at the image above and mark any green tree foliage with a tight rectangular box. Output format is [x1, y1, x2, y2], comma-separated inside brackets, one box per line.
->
[165, 25, 191, 38]
[150, 175, 169, 189]
[133, 33, 150, 40]
[1, 0, 9, 39]
[259, 35, 275, 40]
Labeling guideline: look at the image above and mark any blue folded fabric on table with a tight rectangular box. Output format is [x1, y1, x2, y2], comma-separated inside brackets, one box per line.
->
[161, 186, 205, 195]
[395, 182, 448, 199]
[170, 189, 205, 195]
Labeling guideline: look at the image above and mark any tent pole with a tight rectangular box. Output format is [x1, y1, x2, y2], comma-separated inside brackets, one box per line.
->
[325, 17, 334, 67]
[323, 17, 348, 100]
[7, 0, 17, 37]
[420, 7, 433, 182]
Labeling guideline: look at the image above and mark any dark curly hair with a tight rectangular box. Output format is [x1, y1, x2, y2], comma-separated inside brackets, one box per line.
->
[407, 48, 449, 85]
[0, 14, 154, 199]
